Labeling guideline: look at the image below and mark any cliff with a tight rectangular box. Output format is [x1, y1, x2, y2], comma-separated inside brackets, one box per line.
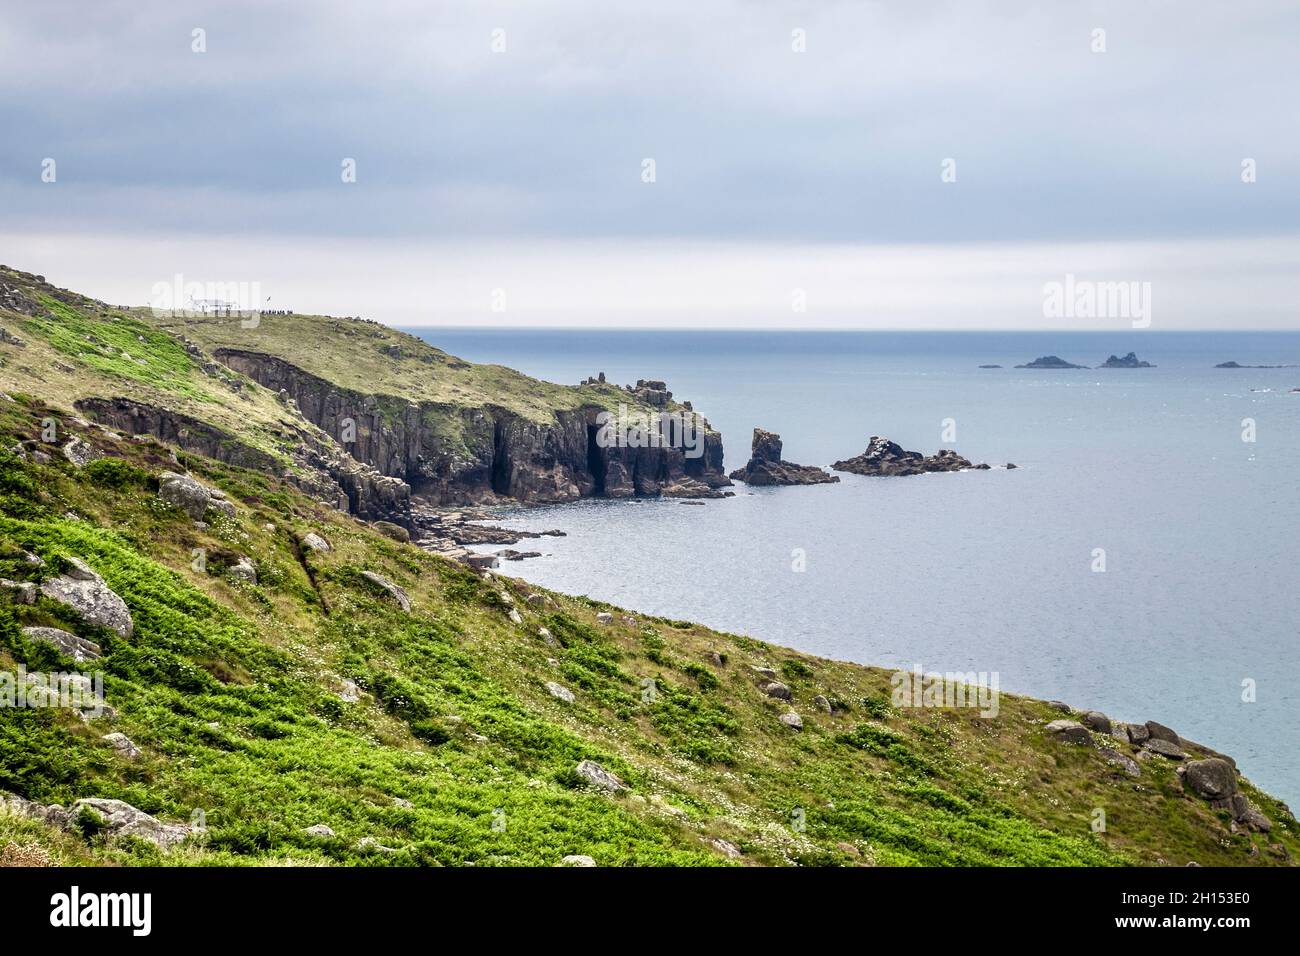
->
[0, 266, 729, 529]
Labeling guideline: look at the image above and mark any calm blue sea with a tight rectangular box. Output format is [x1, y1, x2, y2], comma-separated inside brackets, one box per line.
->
[405, 328, 1300, 805]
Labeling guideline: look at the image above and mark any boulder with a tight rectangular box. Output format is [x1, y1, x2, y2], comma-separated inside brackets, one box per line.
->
[574, 760, 626, 792]
[1047, 700, 1071, 713]
[372, 520, 411, 543]
[102, 732, 142, 760]
[39, 557, 133, 637]
[779, 711, 804, 730]
[711, 838, 742, 859]
[21, 626, 101, 661]
[557, 854, 596, 867]
[359, 571, 411, 612]
[302, 824, 335, 838]
[68, 798, 189, 849]
[1126, 722, 1151, 745]
[157, 471, 211, 520]
[1183, 758, 1236, 800]
[1081, 711, 1112, 734]
[339, 679, 360, 703]
[545, 681, 575, 704]
[526, 593, 544, 606]
[1098, 748, 1141, 777]
[1045, 719, 1091, 744]
[595, 612, 613, 625]
[1229, 794, 1271, 832]
[1145, 720, 1180, 743]
[61, 437, 100, 468]
[300, 532, 332, 553]
[813, 695, 833, 713]
[355, 837, 398, 854]
[1144, 738, 1185, 760]
[762, 681, 792, 700]
[507, 608, 523, 625]
[227, 557, 258, 585]
[0, 579, 38, 604]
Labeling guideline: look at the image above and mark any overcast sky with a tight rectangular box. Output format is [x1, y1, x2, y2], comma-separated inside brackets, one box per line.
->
[2, 1, 1298, 328]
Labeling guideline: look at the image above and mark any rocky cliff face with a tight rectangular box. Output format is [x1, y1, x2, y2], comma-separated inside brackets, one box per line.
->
[212, 348, 729, 510]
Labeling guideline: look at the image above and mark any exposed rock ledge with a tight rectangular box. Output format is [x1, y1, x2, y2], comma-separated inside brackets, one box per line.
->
[728, 429, 838, 486]
[833, 436, 1011, 476]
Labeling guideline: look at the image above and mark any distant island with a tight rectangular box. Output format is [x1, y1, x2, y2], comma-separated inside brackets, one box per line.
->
[1099, 352, 1154, 368]
[978, 364, 1002, 369]
[1015, 355, 1088, 369]
[1216, 361, 1298, 369]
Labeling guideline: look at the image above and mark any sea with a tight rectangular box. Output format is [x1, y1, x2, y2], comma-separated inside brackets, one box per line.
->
[404, 328, 1300, 806]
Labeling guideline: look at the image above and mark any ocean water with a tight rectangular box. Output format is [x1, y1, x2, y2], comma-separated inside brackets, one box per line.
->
[406, 328, 1300, 805]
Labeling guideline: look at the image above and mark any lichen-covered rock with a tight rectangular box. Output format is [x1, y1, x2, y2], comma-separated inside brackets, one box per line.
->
[557, 854, 596, 866]
[779, 711, 804, 730]
[545, 681, 575, 704]
[1145, 720, 1180, 744]
[1099, 748, 1141, 777]
[157, 471, 212, 520]
[762, 681, 793, 700]
[21, 626, 101, 661]
[300, 532, 332, 552]
[39, 557, 133, 638]
[227, 557, 258, 585]
[1045, 719, 1091, 744]
[1184, 758, 1236, 800]
[574, 760, 626, 792]
[302, 824, 335, 838]
[68, 798, 190, 849]
[102, 732, 142, 760]
[1145, 738, 1185, 760]
[1081, 711, 1111, 734]
[372, 520, 411, 543]
[61, 437, 100, 468]
[359, 571, 411, 612]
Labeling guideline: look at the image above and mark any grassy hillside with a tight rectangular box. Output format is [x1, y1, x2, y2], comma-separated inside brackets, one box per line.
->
[0, 394, 1295, 867]
[1, 267, 1296, 867]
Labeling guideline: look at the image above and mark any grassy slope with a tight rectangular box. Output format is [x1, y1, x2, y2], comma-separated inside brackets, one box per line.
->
[1, 395, 1296, 867]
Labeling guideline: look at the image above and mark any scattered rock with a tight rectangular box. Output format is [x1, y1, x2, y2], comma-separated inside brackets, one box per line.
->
[1099, 748, 1141, 777]
[813, 695, 833, 713]
[1144, 721, 1180, 744]
[355, 837, 398, 854]
[557, 854, 596, 867]
[1045, 719, 1091, 744]
[39, 557, 133, 637]
[1081, 711, 1112, 734]
[393, 797, 414, 809]
[1047, 701, 1071, 713]
[1184, 758, 1236, 800]
[227, 556, 258, 585]
[537, 627, 557, 646]
[545, 681, 575, 704]
[595, 612, 613, 625]
[1126, 723, 1151, 745]
[372, 520, 411, 543]
[1145, 738, 1185, 760]
[526, 593, 544, 606]
[69, 798, 190, 849]
[359, 571, 411, 612]
[762, 681, 793, 700]
[574, 760, 626, 792]
[779, 711, 804, 730]
[61, 437, 100, 468]
[711, 838, 742, 858]
[157, 471, 212, 521]
[102, 732, 142, 760]
[339, 679, 360, 703]
[0, 579, 37, 604]
[1229, 795, 1272, 832]
[20, 626, 101, 661]
[507, 608, 523, 625]
[300, 532, 331, 552]
[302, 824, 336, 838]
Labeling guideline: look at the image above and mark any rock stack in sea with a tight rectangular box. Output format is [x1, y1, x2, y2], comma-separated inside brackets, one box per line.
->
[728, 429, 838, 486]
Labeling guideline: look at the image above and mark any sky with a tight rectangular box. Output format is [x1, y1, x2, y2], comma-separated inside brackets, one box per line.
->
[2, 0, 1298, 329]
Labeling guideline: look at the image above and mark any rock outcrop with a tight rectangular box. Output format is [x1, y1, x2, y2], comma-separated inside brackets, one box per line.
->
[39, 557, 133, 638]
[1015, 356, 1088, 369]
[728, 429, 838, 486]
[21, 626, 101, 661]
[832, 437, 987, 477]
[1099, 352, 1154, 368]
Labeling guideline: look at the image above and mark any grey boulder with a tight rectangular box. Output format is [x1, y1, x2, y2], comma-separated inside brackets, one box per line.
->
[21, 625, 101, 661]
[39, 557, 133, 638]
